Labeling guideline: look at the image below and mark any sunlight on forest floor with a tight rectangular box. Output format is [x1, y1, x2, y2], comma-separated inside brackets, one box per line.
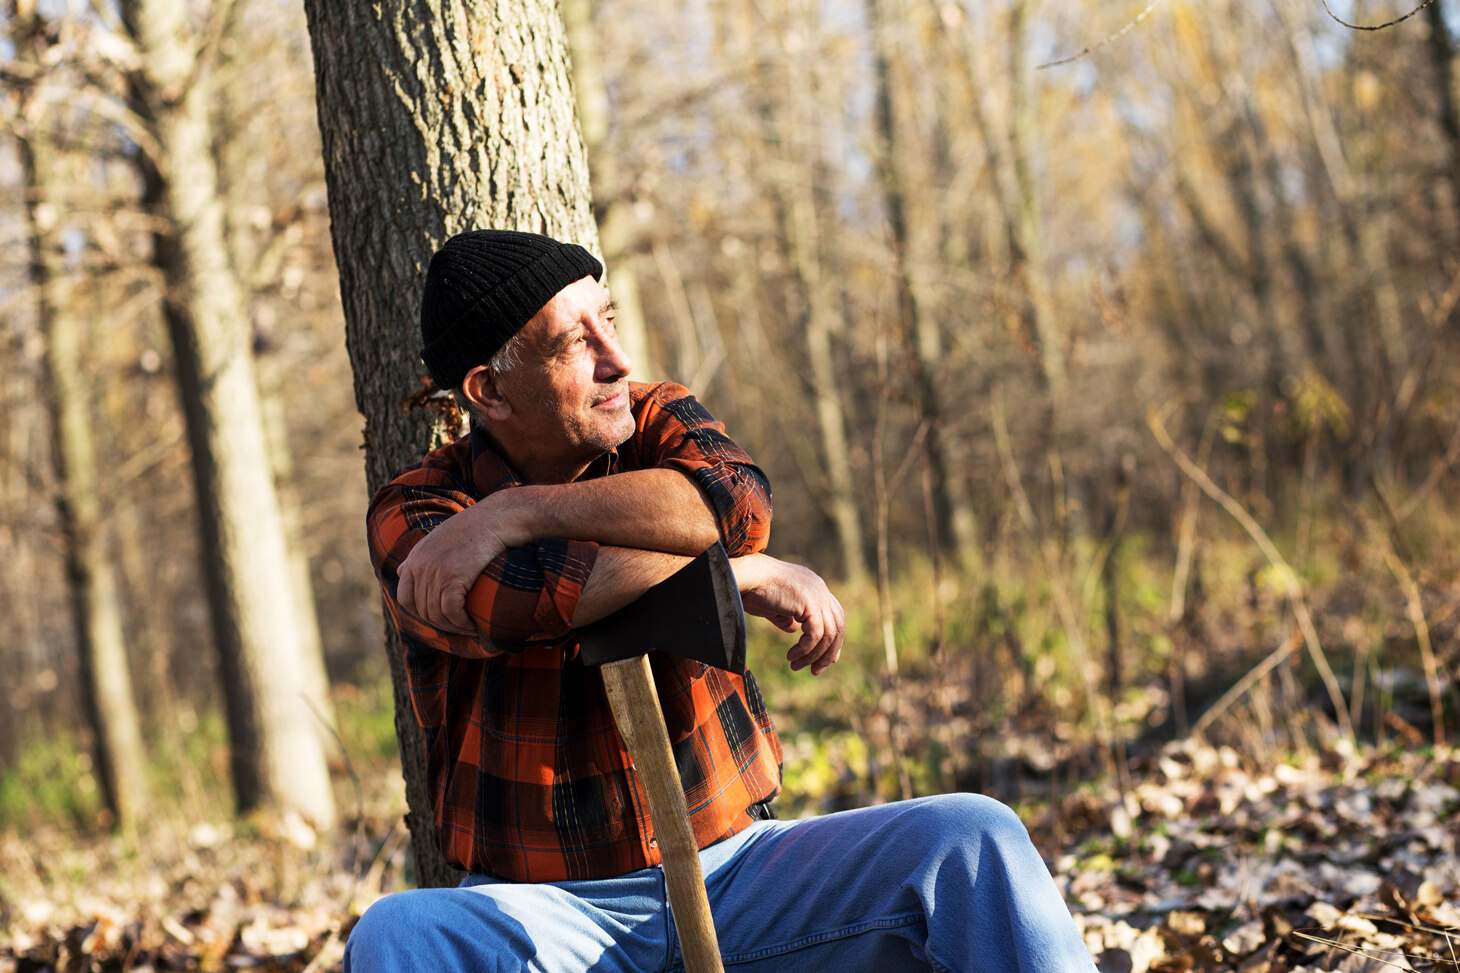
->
[3, 740, 1459, 972]
[3, 523, 1458, 971]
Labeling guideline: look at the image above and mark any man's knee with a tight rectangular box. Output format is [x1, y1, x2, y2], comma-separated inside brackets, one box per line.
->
[346, 886, 542, 973]
[916, 792, 1025, 832]
[912, 793, 1035, 859]
[344, 892, 421, 970]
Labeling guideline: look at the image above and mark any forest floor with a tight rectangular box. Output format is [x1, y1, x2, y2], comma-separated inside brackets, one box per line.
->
[2, 737, 1458, 972]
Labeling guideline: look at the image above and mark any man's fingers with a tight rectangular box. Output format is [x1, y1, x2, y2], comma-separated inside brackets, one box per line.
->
[441, 583, 475, 635]
[810, 611, 843, 675]
[805, 605, 836, 673]
[771, 614, 800, 633]
[800, 597, 845, 676]
[397, 566, 417, 618]
[787, 609, 826, 670]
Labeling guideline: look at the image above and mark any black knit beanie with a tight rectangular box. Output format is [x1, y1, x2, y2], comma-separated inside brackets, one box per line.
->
[419, 229, 603, 389]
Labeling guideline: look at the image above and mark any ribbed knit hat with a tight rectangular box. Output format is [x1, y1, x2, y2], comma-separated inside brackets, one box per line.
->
[419, 229, 603, 389]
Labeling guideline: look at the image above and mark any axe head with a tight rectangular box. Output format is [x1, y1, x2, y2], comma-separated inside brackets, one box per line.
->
[577, 542, 746, 674]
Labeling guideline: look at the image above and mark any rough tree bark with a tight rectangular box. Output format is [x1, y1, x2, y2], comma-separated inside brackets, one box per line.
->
[15, 0, 149, 828]
[300, 0, 601, 887]
[121, 0, 336, 830]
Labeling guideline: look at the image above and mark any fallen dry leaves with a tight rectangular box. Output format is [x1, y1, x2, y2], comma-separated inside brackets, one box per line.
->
[2, 741, 1458, 971]
[0, 811, 410, 973]
[1061, 740, 1460, 973]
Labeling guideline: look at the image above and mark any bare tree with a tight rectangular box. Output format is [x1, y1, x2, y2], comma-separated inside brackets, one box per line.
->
[865, 0, 977, 557]
[120, 0, 336, 830]
[13, 0, 149, 829]
[1426, 0, 1460, 241]
[562, 0, 658, 381]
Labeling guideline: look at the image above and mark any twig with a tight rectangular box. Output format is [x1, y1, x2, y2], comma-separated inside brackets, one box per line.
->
[1170, 405, 1218, 623]
[1080, 467, 1130, 617]
[1395, 418, 1460, 521]
[1038, 0, 1168, 69]
[1191, 632, 1303, 739]
[303, 694, 368, 901]
[1148, 405, 1354, 740]
[1320, 0, 1438, 31]
[1361, 502, 1447, 749]
[1292, 929, 1426, 971]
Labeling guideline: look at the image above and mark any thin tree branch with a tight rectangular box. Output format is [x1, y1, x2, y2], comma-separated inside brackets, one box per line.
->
[1191, 631, 1303, 739]
[1148, 405, 1355, 740]
[1320, 0, 1438, 31]
[1038, 0, 1168, 69]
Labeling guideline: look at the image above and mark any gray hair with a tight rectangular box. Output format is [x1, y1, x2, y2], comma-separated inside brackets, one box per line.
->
[456, 329, 528, 428]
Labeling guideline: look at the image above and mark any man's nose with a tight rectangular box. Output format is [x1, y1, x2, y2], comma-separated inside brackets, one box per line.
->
[595, 333, 632, 382]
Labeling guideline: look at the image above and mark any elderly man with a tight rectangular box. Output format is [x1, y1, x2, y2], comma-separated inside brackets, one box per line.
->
[348, 229, 1096, 972]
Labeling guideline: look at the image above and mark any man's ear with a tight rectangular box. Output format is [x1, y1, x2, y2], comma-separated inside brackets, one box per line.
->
[460, 365, 512, 422]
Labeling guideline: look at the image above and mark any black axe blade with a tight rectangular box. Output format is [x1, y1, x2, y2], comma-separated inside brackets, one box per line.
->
[577, 542, 746, 674]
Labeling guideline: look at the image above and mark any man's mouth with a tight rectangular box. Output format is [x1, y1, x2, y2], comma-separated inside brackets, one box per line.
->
[594, 389, 626, 409]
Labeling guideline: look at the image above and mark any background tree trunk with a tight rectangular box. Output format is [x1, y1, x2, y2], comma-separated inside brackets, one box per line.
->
[562, 0, 658, 381]
[865, 0, 977, 559]
[301, 0, 601, 887]
[762, 0, 870, 584]
[1426, 0, 1460, 242]
[122, 0, 336, 831]
[16, 0, 149, 829]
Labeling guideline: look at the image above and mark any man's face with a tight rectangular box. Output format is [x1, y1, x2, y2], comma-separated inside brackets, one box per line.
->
[492, 276, 634, 480]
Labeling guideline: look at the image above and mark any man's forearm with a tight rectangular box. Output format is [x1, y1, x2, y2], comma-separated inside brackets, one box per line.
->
[501, 469, 720, 554]
[569, 547, 693, 626]
[572, 548, 771, 627]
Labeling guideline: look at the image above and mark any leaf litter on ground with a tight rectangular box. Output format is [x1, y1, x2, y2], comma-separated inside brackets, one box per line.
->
[1058, 740, 1460, 973]
[3, 740, 1459, 972]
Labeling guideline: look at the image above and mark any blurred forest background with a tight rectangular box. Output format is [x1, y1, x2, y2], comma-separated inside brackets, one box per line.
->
[2, 0, 1460, 922]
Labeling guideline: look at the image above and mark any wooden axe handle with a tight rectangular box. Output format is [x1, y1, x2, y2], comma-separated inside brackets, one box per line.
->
[600, 655, 725, 973]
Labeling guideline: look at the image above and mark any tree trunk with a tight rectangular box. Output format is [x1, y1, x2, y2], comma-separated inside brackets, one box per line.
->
[1427, 0, 1460, 241]
[768, 0, 869, 584]
[300, 0, 600, 887]
[17, 1, 149, 828]
[561, 0, 658, 381]
[262, 391, 336, 728]
[865, 0, 977, 559]
[122, 0, 336, 831]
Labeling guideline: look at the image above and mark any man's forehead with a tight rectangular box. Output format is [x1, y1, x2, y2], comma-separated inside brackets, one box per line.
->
[526, 277, 610, 341]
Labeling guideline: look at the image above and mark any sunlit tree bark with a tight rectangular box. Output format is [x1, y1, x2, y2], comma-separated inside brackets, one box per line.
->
[302, 0, 600, 887]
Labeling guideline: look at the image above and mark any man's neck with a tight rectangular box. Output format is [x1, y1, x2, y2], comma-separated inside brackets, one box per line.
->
[474, 424, 594, 485]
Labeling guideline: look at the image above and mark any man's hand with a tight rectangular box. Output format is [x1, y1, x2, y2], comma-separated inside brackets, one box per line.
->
[396, 494, 531, 634]
[734, 554, 845, 676]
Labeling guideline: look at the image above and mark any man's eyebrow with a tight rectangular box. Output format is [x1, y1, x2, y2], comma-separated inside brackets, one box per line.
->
[600, 298, 619, 318]
[546, 323, 582, 355]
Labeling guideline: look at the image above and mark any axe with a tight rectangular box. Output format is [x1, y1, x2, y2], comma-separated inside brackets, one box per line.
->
[577, 542, 745, 973]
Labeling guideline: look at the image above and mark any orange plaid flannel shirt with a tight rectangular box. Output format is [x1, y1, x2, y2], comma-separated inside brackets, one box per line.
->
[367, 381, 783, 882]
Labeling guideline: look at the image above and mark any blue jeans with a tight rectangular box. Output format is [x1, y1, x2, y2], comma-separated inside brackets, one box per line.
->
[344, 794, 1096, 972]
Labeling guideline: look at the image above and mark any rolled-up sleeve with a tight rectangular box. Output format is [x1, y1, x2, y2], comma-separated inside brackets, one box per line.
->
[368, 471, 599, 658]
[636, 382, 773, 556]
